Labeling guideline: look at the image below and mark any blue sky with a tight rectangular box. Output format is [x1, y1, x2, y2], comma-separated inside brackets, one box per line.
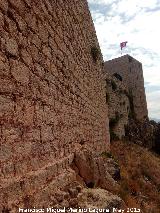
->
[88, 0, 160, 120]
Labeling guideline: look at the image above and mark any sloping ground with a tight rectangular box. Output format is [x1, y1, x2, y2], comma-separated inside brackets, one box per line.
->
[111, 140, 160, 213]
[78, 188, 125, 210]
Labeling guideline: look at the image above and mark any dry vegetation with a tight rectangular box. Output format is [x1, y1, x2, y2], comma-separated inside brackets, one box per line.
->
[111, 140, 160, 213]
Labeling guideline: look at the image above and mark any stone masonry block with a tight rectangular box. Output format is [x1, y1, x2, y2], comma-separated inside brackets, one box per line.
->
[0, 0, 8, 13]
[5, 37, 19, 57]
[10, 60, 30, 84]
[0, 95, 14, 116]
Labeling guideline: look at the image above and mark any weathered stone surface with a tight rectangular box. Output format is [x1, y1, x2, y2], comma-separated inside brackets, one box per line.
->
[104, 55, 148, 121]
[105, 74, 130, 139]
[0, 0, 8, 13]
[11, 60, 30, 84]
[0, 0, 109, 210]
[5, 38, 18, 56]
[8, 0, 26, 15]
[104, 54, 148, 140]
[104, 158, 121, 181]
[0, 54, 10, 76]
[74, 149, 95, 185]
[20, 49, 33, 67]
[0, 95, 14, 116]
[0, 144, 12, 161]
[153, 122, 160, 154]
[0, 78, 15, 93]
[73, 149, 119, 193]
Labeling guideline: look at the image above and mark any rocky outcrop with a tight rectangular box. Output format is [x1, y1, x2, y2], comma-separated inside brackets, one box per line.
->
[105, 74, 130, 140]
[150, 121, 160, 154]
[72, 148, 121, 193]
[78, 188, 125, 211]
[125, 119, 155, 149]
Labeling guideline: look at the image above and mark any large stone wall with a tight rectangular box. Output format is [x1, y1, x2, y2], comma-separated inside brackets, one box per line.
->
[0, 0, 109, 210]
[104, 54, 148, 121]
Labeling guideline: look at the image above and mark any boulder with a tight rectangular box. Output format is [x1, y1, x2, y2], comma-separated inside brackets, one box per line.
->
[73, 149, 120, 193]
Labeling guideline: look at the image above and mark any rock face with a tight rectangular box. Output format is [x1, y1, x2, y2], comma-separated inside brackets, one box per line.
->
[154, 123, 160, 154]
[125, 119, 155, 148]
[149, 121, 160, 154]
[105, 74, 130, 139]
[73, 148, 120, 193]
[0, 0, 110, 210]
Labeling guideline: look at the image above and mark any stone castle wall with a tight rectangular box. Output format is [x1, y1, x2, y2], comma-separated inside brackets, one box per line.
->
[104, 54, 148, 121]
[0, 0, 109, 210]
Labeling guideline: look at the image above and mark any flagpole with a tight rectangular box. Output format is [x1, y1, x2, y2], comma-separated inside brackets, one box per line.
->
[121, 47, 122, 56]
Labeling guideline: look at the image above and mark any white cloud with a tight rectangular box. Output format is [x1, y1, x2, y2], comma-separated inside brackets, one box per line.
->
[147, 91, 160, 118]
[88, 0, 160, 119]
[110, 0, 158, 16]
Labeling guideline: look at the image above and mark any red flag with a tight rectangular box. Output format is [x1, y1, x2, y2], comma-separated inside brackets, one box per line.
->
[120, 41, 128, 50]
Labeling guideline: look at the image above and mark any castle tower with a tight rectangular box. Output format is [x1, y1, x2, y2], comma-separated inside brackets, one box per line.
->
[104, 54, 148, 121]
